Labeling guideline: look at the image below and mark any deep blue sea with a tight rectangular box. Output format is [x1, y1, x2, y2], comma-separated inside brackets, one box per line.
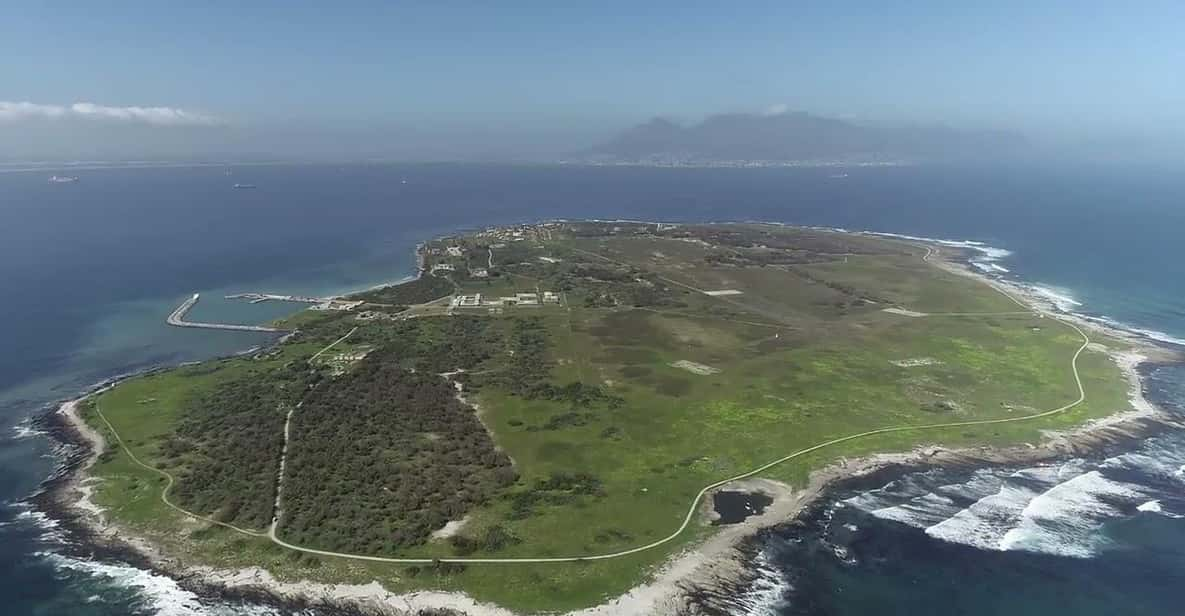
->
[1, 162, 1182, 615]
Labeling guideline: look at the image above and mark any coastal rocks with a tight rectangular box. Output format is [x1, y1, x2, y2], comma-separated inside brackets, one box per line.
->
[675, 543, 769, 616]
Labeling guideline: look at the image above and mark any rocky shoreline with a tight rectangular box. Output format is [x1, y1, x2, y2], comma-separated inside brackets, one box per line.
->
[681, 395, 1181, 615]
[679, 242, 1185, 615]
[28, 228, 1185, 616]
[33, 397, 398, 616]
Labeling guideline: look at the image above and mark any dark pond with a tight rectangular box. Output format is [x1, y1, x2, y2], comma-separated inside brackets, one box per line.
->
[712, 490, 774, 525]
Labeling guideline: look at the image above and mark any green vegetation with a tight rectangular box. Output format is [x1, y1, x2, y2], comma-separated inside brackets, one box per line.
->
[162, 370, 306, 528]
[281, 346, 516, 553]
[355, 273, 454, 306]
[83, 222, 1138, 612]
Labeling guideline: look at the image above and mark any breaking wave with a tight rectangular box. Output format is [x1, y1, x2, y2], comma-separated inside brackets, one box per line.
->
[1079, 314, 1185, 348]
[41, 553, 282, 616]
[995, 470, 1142, 557]
[841, 435, 1185, 560]
[4, 416, 289, 616]
[730, 549, 793, 616]
[7, 502, 71, 546]
[858, 231, 1014, 272]
[1027, 284, 1083, 312]
[9, 498, 284, 616]
[855, 229, 1185, 349]
[10, 420, 47, 441]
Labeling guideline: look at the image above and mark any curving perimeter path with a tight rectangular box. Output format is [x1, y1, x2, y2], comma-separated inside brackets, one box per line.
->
[92, 245, 1092, 564]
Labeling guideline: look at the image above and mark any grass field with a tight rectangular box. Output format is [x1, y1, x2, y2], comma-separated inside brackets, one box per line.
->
[82, 223, 1135, 612]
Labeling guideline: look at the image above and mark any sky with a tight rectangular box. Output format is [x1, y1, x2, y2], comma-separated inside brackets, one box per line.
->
[2, 1, 1183, 161]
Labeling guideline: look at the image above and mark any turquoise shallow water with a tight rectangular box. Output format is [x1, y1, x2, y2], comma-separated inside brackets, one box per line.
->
[0, 161, 1182, 614]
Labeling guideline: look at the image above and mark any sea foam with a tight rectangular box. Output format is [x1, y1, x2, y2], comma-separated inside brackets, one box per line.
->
[1027, 284, 1084, 312]
[848, 453, 1179, 560]
[42, 553, 281, 616]
[731, 549, 792, 616]
[10, 421, 47, 441]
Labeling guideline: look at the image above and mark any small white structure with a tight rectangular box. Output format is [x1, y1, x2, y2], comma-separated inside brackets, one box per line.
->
[446, 246, 465, 257]
[538, 256, 561, 264]
[470, 268, 489, 278]
[431, 263, 456, 274]
[312, 299, 365, 311]
[452, 294, 483, 307]
[543, 291, 561, 304]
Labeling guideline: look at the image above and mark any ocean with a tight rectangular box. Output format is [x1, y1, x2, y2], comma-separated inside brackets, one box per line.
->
[1, 161, 1182, 615]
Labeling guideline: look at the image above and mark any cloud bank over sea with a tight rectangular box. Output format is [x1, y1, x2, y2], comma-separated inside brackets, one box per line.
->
[0, 101, 221, 127]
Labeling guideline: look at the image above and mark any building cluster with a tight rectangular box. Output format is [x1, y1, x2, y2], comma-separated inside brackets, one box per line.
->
[310, 299, 365, 311]
[317, 349, 372, 376]
[475, 222, 559, 243]
[355, 310, 398, 322]
[451, 290, 561, 309]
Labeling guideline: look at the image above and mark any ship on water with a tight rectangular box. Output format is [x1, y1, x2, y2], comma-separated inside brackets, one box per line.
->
[48, 175, 79, 183]
[232, 183, 256, 189]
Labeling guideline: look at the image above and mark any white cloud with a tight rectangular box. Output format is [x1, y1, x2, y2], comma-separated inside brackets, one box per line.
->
[0, 101, 221, 126]
[762, 103, 790, 116]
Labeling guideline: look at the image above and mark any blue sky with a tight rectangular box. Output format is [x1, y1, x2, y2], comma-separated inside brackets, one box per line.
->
[2, 1, 1183, 159]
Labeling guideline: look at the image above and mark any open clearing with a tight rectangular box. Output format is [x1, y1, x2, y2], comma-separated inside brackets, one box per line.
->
[670, 360, 721, 375]
[883, 307, 928, 317]
[85, 222, 1133, 613]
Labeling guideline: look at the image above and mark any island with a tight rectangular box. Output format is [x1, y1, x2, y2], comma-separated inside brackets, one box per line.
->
[52, 221, 1168, 615]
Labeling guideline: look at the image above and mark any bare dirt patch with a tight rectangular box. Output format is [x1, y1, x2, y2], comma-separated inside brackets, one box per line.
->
[891, 357, 943, 368]
[882, 307, 928, 317]
[430, 516, 470, 540]
[670, 360, 721, 375]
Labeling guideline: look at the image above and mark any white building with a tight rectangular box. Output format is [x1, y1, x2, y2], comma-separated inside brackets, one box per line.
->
[452, 294, 482, 307]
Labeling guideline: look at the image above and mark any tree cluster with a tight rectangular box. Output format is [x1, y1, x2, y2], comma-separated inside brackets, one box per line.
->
[162, 368, 307, 528]
[355, 274, 454, 306]
[498, 318, 552, 395]
[279, 347, 515, 554]
[505, 471, 605, 520]
[785, 266, 889, 305]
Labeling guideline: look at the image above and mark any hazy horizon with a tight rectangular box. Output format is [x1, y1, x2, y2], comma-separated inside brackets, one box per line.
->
[3, 2, 1183, 162]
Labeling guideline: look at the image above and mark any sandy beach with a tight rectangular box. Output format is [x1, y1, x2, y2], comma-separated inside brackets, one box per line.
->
[41, 231, 1183, 616]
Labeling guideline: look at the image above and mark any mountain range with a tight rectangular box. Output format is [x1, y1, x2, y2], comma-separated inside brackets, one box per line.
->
[587, 111, 1027, 163]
